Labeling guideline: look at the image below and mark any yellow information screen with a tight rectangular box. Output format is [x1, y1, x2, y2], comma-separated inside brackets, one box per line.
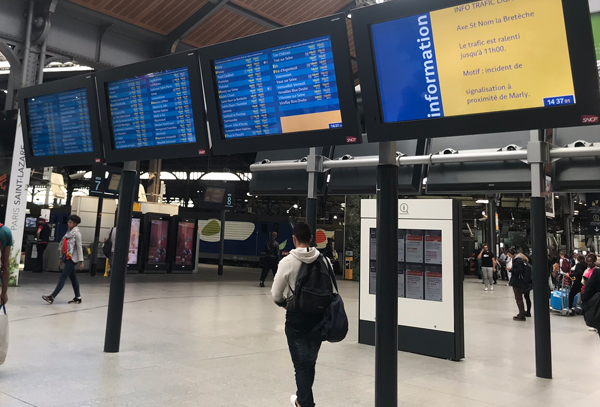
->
[372, 0, 575, 123]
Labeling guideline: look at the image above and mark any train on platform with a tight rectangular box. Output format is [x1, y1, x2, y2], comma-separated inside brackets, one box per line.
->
[190, 212, 339, 266]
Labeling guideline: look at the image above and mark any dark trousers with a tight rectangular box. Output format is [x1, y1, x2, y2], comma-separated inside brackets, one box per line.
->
[52, 259, 81, 298]
[286, 325, 322, 407]
[260, 257, 278, 282]
[34, 243, 47, 272]
[513, 286, 525, 317]
[500, 265, 508, 280]
[569, 282, 583, 308]
[524, 289, 532, 314]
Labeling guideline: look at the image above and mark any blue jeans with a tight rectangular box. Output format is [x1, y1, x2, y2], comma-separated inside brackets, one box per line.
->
[286, 325, 322, 407]
[52, 259, 81, 298]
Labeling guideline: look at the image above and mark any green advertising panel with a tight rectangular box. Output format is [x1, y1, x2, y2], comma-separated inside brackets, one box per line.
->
[592, 13, 600, 60]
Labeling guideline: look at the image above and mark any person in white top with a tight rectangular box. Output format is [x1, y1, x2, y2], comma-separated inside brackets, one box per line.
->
[271, 222, 332, 407]
[505, 249, 514, 286]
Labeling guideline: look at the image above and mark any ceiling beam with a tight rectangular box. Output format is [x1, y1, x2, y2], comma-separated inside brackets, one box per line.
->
[165, 0, 230, 54]
[223, 3, 283, 29]
[337, 1, 358, 13]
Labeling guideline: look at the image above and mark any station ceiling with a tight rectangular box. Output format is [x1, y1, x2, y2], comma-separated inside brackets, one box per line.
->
[68, 0, 356, 49]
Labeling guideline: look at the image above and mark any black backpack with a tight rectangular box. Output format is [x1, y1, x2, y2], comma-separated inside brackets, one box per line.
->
[291, 254, 334, 314]
[522, 262, 532, 285]
[102, 228, 113, 258]
[311, 274, 349, 343]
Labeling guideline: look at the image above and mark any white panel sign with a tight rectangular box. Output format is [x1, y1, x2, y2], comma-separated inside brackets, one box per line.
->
[360, 199, 455, 333]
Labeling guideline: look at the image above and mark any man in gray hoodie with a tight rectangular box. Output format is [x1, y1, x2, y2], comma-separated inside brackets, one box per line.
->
[272, 222, 329, 407]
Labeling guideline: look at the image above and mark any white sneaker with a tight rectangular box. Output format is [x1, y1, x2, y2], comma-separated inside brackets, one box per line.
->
[484, 287, 488, 291]
[290, 395, 298, 406]
[490, 286, 494, 291]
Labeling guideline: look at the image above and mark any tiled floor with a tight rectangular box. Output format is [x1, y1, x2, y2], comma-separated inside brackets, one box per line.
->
[1, 267, 599, 406]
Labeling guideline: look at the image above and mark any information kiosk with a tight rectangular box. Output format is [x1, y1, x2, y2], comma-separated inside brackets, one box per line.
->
[360, 199, 464, 360]
[19, 74, 104, 168]
[199, 14, 360, 155]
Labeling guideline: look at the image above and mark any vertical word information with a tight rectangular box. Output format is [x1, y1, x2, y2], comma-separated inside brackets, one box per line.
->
[27, 88, 94, 157]
[108, 67, 196, 150]
[214, 35, 342, 139]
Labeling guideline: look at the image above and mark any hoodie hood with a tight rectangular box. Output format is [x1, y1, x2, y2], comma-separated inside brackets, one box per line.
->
[290, 247, 321, 264]
[516, 253, 528, 262]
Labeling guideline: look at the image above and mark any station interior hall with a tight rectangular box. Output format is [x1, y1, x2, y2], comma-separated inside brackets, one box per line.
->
[2, 1, 600, 407]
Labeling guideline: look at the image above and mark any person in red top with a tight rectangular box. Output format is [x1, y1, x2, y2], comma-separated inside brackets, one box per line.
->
[35, 217, 51, 273]
[42, 215, 84, 304]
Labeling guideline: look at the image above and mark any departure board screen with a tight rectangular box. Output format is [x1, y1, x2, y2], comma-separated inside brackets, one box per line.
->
[213, 35, 343, 139]
[26, 88, 94, 157]
[106, 67, 197, 149]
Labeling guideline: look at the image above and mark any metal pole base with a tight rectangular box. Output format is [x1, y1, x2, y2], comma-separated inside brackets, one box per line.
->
[530, 197, 552, 379]
[104, 163, 137, 353]
[375, 164, 398, 407]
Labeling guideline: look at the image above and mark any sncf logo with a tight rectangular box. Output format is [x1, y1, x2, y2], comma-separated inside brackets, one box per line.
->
[582, 115, 599, 124]
[346, 136, 357, 143]
[198, 149, 206, 155]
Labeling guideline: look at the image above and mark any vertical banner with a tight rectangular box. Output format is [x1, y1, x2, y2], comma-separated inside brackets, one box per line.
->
[4, 114, 31, 286]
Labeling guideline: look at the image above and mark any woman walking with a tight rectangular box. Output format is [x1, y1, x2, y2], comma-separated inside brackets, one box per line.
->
[42, 215, 84, 304]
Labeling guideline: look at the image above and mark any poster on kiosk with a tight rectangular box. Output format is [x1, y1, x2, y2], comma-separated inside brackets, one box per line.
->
[125, 213, 143, 273]
[169, 216, 198, 273]
[142, 213, 171, 273]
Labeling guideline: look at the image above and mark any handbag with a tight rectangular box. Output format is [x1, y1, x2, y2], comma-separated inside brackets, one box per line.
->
[102, 228, 113, 258]
[0, 304, 8, 365]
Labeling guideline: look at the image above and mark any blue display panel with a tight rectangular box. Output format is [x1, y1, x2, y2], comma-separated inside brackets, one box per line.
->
[107, 67, 196, 149]
[213, 35, 342, 139]
[26, 88, 94, 157]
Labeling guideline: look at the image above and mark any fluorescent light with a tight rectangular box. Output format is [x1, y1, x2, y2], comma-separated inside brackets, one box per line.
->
[476, 199, 489, 204]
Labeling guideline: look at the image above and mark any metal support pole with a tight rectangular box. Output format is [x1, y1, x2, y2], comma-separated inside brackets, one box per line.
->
[89, 196, 103, 277]
[488, 200, 496, 251]
[306, 147, 320, 246]
[218, 209, 226, 276]
[37, 38, 47, 85]
[566, 195, 574, 254]
[21, 0, 35, 88]
[529, 129, 552, 379]
[375, 141, 398, 407]
[104, 161, 137, 353]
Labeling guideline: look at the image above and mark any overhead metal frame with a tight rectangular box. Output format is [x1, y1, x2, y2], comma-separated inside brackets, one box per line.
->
[165, 0, 231, 54]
